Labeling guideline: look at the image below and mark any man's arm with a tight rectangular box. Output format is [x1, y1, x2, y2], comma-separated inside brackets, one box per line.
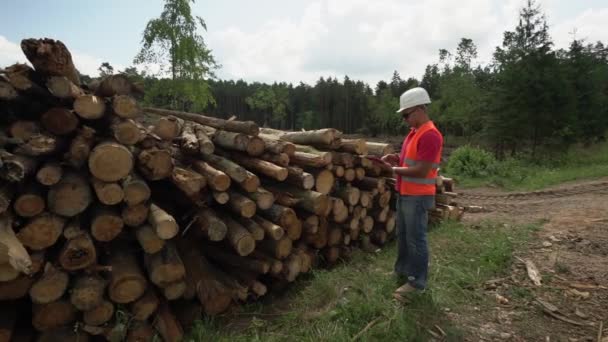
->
[381, 153, 399, 166]
[392, 162, 433, 178]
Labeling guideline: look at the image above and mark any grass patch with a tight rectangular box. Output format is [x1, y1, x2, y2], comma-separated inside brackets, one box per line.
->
[449, 141, 608, 191]
[185, 220, 538, 341]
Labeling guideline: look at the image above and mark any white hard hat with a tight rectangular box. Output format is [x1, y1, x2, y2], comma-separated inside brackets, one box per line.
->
[396, 87, 431, 113]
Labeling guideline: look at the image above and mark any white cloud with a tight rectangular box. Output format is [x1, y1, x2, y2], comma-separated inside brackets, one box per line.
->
[552, 8, 608, 49]
[0, 35, 27, 67]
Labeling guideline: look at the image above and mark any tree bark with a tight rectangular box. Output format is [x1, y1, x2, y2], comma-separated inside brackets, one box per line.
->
[258, 134, 296, 155]
[121, 173, 151, 206]
[127, 322, 156, 342]
[65, 125, 95, 168]
[212, 190, 229, 204]
[70, 274, 106, 311]
[338, 138, 368, 155]
[260, 152, 289, 167]
[223, 216, 256, 256]
[0, 152, 37, 182]
[0, 213, 31, 274]
[46, 76, 83, 99]
[192, 160, 231, 192]
[89, 205, 123, 242]
[365, 142, 394, 156]
[145, 107, 259, 136]
[136, 224, 165, 254]
[222, 151, 287, 181]
[0, 78, 18, 100]
[153, 115, 183, 141]
[193, 124, 215, 155]
[155, 300, 184, 342]
[137, 147, 173, 180]
[106, 243, 148, 304]
[285, 166, 315, 190]
[92, 178, 124, 205]
[252, 215, 285, 240]
[291, 151, 332, 168]
[265, 183, 330, 217]
[171, 167, 205, 197]
[227, 190, 256, 218]
[113, 95, 141, 118]
[29, 263, 69, 304]
[204, 244, 269, 274]
[58, 227, 96, 271]
[21, 38, 79, 83]
[122, 203, 150, 227]
[112, 117, 144, 145]
[41, 107, 79, 135]
[130, 288, 159, 321]
[194, 208, 227, 242]
[148, 203, 178, 240]
[36, 162, 62, 186]
[74, 94, 106, 119]
[259, 204, 301, 240]
[96, 74, 138, 97]
[245, 186, 275, 210]
[260, 128, 340, 145]
[17, 212, 65, 250]
[258, 235, 293, 260]
[89, 141, 134, 182]
[145, 242, 186, 287]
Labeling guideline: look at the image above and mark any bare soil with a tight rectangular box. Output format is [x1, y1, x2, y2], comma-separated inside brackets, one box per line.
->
[453, 178, 608, 341]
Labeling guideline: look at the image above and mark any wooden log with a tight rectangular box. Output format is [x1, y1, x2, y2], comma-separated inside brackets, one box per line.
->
[212, 190, 229, 204]
[146, 242, 186, 287]
[13, 183, 45, 217]
[192, 124, 215, 155]
[83, 299, 114, 326]
[258, 235, 293, 260]
[360, 191, 372, 208]
[32, 300, 77, 332]
[385, 211, 396, 233]
[200, 153, 247, 183]
[0, 78, 18, 100]
[260, 128, 340, 145]
[245, 186, 275, 210]
[285, 166, 315, 190]
[227, 190, 256, 218]
[237, 217, 265, 241]
[304, 218, 328, 249]
[333, 165, 345, 177]
[40, 107, 79, 135]
[0, 183, 14, 214]
[334, 185, 361, 206]
[121, 173, 151, 206]
[46, 75, 83, 99]
[179, 123, 198, 154]
[17, 213, 64, 250]
[122, 203, 150, 227]
[361, 216, 374, 233]
[312, 169, 335, 195]
[74, 94, 106, 119]
[238, 169, 260, 193]
[258, 134, 296, 155]
[281, 253, 302, 282]
[137, 148, 173, 180]
[92, 178, 124, 205]
[0, 213, 31, 274]
[339, 138, 368, 155]
[193, 208, 227, 241]
[29, 263, 69, 304]
[264, 184, 330, 216]
[378, 190, 391, 208]
[291, 151, 332, 168]
[355, 167, 366, 181]
[371, 228, 388, 245]
[344, 168, 356, 182]
[3, 63, 49, 99]
[113, 95, 141, 118]
[0, 274, 35, 300]
[300, 213, 319, 234]
[154, 116, 183, 141]
[260, 152, 289, 167]
[89, 141, 134, 182]
[21, 38, 80, 84]
[155, 300, 184, 342]
[327, 227, 343, 247]
[65, 125, 95, 168]
[130, 288, 159, 321]
[332, 198, 349, 223]
[90, 205, 124, 242]
[13, 132, 60, 157]
[252, 215, 284, 240]
[96, 74, 138, 97]
[37, 327, 89, 342]
[0, 152, 37, 182]
[163, 280, 187, 300]
[330, 151, 355, 167]
[70, 274, 106, 311]
[203, 127, 265, 156]
[148, 203, 178, 240]
[322, 246, 340, 265]
[171, 167, 205, 197]
[224, 216, 256, 256]
[259, 204, 301, 240]
[192, 160, 230, 192]
[366, 142, 394, 156]
[145, 107, 259, 136]
[175, 238, 233, 315]
[36, 162, 62, 186]
[225, 152, 287, 181]
[112, 117, 143, 145]
[0, 304, 17, 342]
[127, 322, 156, 342]
[107, 243, 148, 304]
[8, 121, 39, 141]
[0, 262, 19, 282]
[136, 224, 165, 254]
[58, 225, 96, 271]
[204, 244, 269, 274]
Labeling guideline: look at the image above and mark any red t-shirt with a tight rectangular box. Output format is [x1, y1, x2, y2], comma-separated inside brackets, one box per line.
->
[395, 128, 442, 191]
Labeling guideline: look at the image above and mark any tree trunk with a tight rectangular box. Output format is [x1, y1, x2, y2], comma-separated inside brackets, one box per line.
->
[212, 190, 229, 204]
[13, 183, 45, 217]
[258, 134, 295, 155]
[113, 95, 141, 118]
[122, 203, 150, 227]
[69, 274, 106, 311]
[96, 74, 138, 97]
[0, 152, 37, 182]
[153, 116, 183, 141]
[136, 224, 166, 254]
[179, 123, 198, 154]
[145, 242, 186, 287]
[222, 151, 287, 181]
[90, 205, 124, 242]
[91, 178, 124, 205]
[0, 78, 18, 100]
[83, 299, 114, 326]
[65, 126, 95, 168]
[252, 215, 285, 240]
[130, 288, 159, 321]
[227, 190, 256, 218]
[259, 204, 301, 240]
[40, 107, 79, 136]
[89, 141, 134, 182]
[28, 263, 68, 304]
[21, 38, 80, 84]
[291, 151, 332, 168]
[32, 300, 77, 332]
[127, 322, 156, 342]
[193, 124, 215, 155]
[245, 186, 275, 210]
[204, 244, 269, 274]
[260, 127, 340, 145]
[285, 166, 315, 190]
[137, 148, 173, 180]
[194, 208, 227, 242]
[223, 216, 256, 256]
[355, 167, 366, 181]
[334, 185, 361, 206]
[8, 121, 40, 141]
[265, 184, 330, 217]
[106, 243, 148, 304]
[171, 167, 205, 197]
[162, 280, 187, 300]
[112, 117, 144, 145]
[155, 300, 184, 342]
[74, 95, 106, 119]
[58, 228, 96, 271]
[365, 142, 394, 156]
[339, 138, 368, 155]
[46, 75, 83, 99]
[238, 170, 260, 193]
[36, 162, 62, 186]
[192, 160, 231, 192]
[148, 203, 178, 240]
[329, 151, 355, 167]
[145, 107, 259, 136]
[260, 152, 289, 167]
[237, 217, 265, 241]
[17, 212, 65, 250]
[121, 173, 151, 206]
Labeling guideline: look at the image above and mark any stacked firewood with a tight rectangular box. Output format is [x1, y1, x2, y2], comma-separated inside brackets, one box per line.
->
[0, 38, 460, 342]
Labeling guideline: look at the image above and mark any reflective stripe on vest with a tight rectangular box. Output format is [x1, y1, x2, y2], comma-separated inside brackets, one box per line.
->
[401, 176, 437, 185]
[403, 157, 440, 169]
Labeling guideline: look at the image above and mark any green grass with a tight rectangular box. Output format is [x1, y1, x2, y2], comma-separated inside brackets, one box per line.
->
[451, 141, 608, 191]
[184, 220, 538, 341]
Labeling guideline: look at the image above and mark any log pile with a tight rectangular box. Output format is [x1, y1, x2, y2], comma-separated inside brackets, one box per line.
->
[0, 38, 461, 341]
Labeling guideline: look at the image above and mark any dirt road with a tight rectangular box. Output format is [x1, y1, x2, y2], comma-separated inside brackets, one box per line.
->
[455, 178, 608, 341]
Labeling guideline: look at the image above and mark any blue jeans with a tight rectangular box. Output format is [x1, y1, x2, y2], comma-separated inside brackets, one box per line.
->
[394, 195, 434, 290]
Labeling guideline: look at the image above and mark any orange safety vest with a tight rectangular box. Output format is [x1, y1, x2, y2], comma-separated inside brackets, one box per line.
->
[399, 121, 443, 196]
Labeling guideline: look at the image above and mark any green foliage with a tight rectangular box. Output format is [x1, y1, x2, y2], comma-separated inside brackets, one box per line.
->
[446, 145, 498, 178]
[134, 0, 218, 111]
[245, 83, 290, 128]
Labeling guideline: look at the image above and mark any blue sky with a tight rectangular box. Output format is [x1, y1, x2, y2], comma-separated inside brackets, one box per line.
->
[2, 0, 607, 84]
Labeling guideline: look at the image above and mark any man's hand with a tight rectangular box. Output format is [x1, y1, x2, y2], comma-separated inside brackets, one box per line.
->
[381, 154, 399, 166]
[392, 167, 408, 175]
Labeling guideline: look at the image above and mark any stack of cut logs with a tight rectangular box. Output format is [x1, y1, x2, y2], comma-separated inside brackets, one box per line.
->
[0, 38, 461, 342]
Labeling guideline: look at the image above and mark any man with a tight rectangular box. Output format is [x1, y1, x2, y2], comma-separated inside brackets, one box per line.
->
[381, 87, 443, 302]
